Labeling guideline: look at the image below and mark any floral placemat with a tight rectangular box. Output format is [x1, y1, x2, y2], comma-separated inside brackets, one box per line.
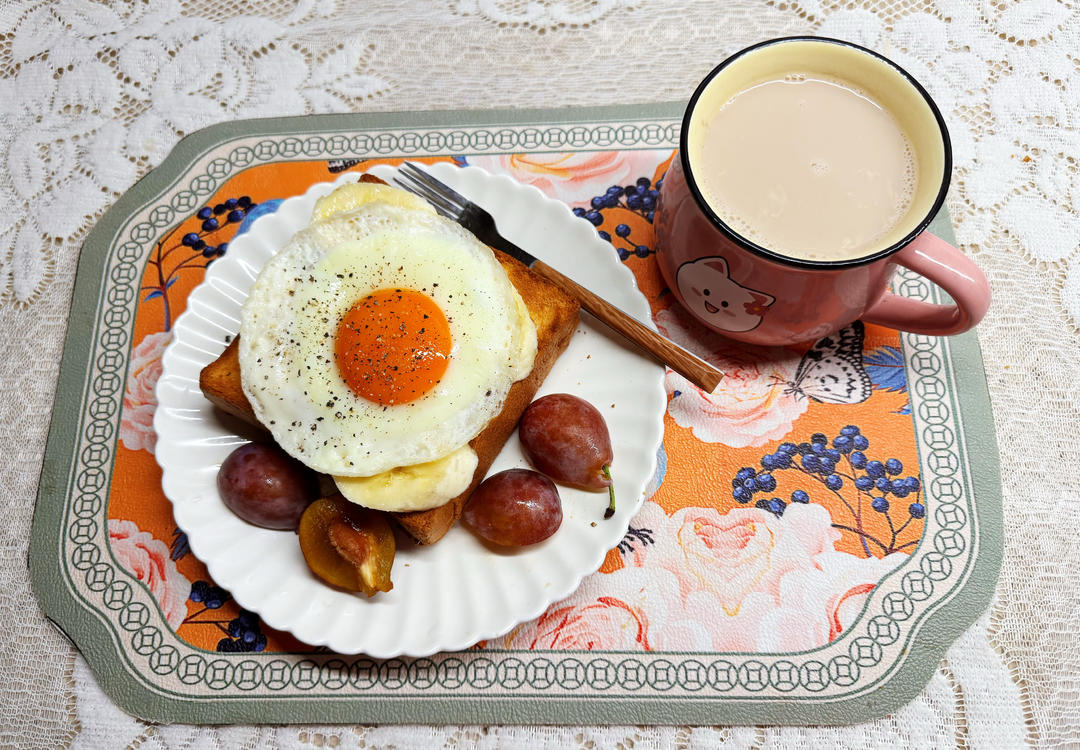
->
[29, 106, 1002, 725]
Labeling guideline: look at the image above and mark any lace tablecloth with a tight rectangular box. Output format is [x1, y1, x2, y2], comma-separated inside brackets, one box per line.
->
[2, 0, 1073, 747]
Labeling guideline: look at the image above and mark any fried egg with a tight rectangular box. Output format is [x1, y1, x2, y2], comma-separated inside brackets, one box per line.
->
[239, 181, 537, 480]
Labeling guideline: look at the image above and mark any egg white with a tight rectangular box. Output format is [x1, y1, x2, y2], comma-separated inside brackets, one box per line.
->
[239, 200, 536, 477]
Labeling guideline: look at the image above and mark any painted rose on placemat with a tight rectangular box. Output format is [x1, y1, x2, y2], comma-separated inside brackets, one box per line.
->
[119, 330, 172, 454]
[494, 567, 711, 651]
[627, 502, 905, 652]
[468, 150, 671, 205]
[506, 501, 906, 654]
[643, 502, 840, 607]
[754, 548, 905, 650]
[655, 306, 806, 447]
[108, 519, 191, 628]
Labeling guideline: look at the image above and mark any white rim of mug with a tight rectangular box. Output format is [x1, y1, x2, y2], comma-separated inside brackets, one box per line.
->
[677, 36, 953, 271]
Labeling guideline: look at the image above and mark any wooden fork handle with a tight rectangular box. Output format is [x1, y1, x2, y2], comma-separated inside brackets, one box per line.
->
[531, 260, 724, 393]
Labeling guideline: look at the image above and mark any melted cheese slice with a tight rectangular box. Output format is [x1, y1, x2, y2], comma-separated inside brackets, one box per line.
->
[333, 445, 478, 512]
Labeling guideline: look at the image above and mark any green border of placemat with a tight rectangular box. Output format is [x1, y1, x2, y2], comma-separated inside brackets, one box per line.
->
[30, 104, 1002, 725]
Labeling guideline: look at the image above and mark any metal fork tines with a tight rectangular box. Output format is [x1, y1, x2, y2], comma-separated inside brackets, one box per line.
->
[393, 162, 464, 219]
[393, 162, 525, 258]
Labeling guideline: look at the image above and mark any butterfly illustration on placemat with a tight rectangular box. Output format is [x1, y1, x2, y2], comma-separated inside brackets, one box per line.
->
[782, 321, 873, 404]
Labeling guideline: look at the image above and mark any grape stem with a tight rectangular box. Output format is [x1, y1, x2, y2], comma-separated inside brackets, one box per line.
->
[602, 464, 615, 519]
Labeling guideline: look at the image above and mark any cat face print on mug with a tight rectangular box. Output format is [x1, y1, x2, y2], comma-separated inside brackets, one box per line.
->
[675, 256, 775, 333]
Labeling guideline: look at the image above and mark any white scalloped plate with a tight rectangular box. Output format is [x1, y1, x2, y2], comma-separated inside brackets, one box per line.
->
[154, 163, 665, 657]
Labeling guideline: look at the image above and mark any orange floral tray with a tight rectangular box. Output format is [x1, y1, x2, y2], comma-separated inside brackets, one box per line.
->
[30, 106, 1002, 725]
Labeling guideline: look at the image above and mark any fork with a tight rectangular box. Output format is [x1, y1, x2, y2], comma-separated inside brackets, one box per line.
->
[393, 162, 724, 393]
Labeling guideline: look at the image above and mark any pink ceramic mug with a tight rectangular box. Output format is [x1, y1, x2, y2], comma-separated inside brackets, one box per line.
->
[655, 37, 990, 346]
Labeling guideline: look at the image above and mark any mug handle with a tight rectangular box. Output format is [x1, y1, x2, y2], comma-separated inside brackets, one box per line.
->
[862, 232, 990, 336]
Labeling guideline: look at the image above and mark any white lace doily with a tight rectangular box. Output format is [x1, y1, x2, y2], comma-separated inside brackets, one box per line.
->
[4, 0, 1075, 746]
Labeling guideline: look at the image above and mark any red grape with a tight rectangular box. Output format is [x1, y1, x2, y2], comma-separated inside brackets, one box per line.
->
[217, 442, 318, 530]
[519, 394, 613, 491]
[462, 469, 562, 547]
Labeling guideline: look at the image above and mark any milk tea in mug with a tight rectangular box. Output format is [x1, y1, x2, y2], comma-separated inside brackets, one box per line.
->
[654, 38, 990, 346]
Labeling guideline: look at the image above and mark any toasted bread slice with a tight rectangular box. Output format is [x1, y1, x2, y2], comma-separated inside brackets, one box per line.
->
[199, 208, 580, 544]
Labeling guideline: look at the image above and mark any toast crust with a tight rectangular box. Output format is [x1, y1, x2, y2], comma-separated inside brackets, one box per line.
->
[199, 205, 579, 544]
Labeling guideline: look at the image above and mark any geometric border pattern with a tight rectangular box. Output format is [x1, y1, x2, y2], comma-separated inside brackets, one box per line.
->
[31, 105, 1002, 724]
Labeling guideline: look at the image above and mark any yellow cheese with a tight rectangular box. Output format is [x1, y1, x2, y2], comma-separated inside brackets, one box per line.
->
[333, 445, 479, 512]
[312, 181, 435, 221]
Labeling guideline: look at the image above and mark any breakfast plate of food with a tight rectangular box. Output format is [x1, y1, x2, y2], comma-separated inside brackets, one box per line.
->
[154, 161, 666, 657]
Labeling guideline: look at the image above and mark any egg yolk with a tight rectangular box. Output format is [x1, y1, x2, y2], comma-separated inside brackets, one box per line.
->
[335, 288, 451, 405]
